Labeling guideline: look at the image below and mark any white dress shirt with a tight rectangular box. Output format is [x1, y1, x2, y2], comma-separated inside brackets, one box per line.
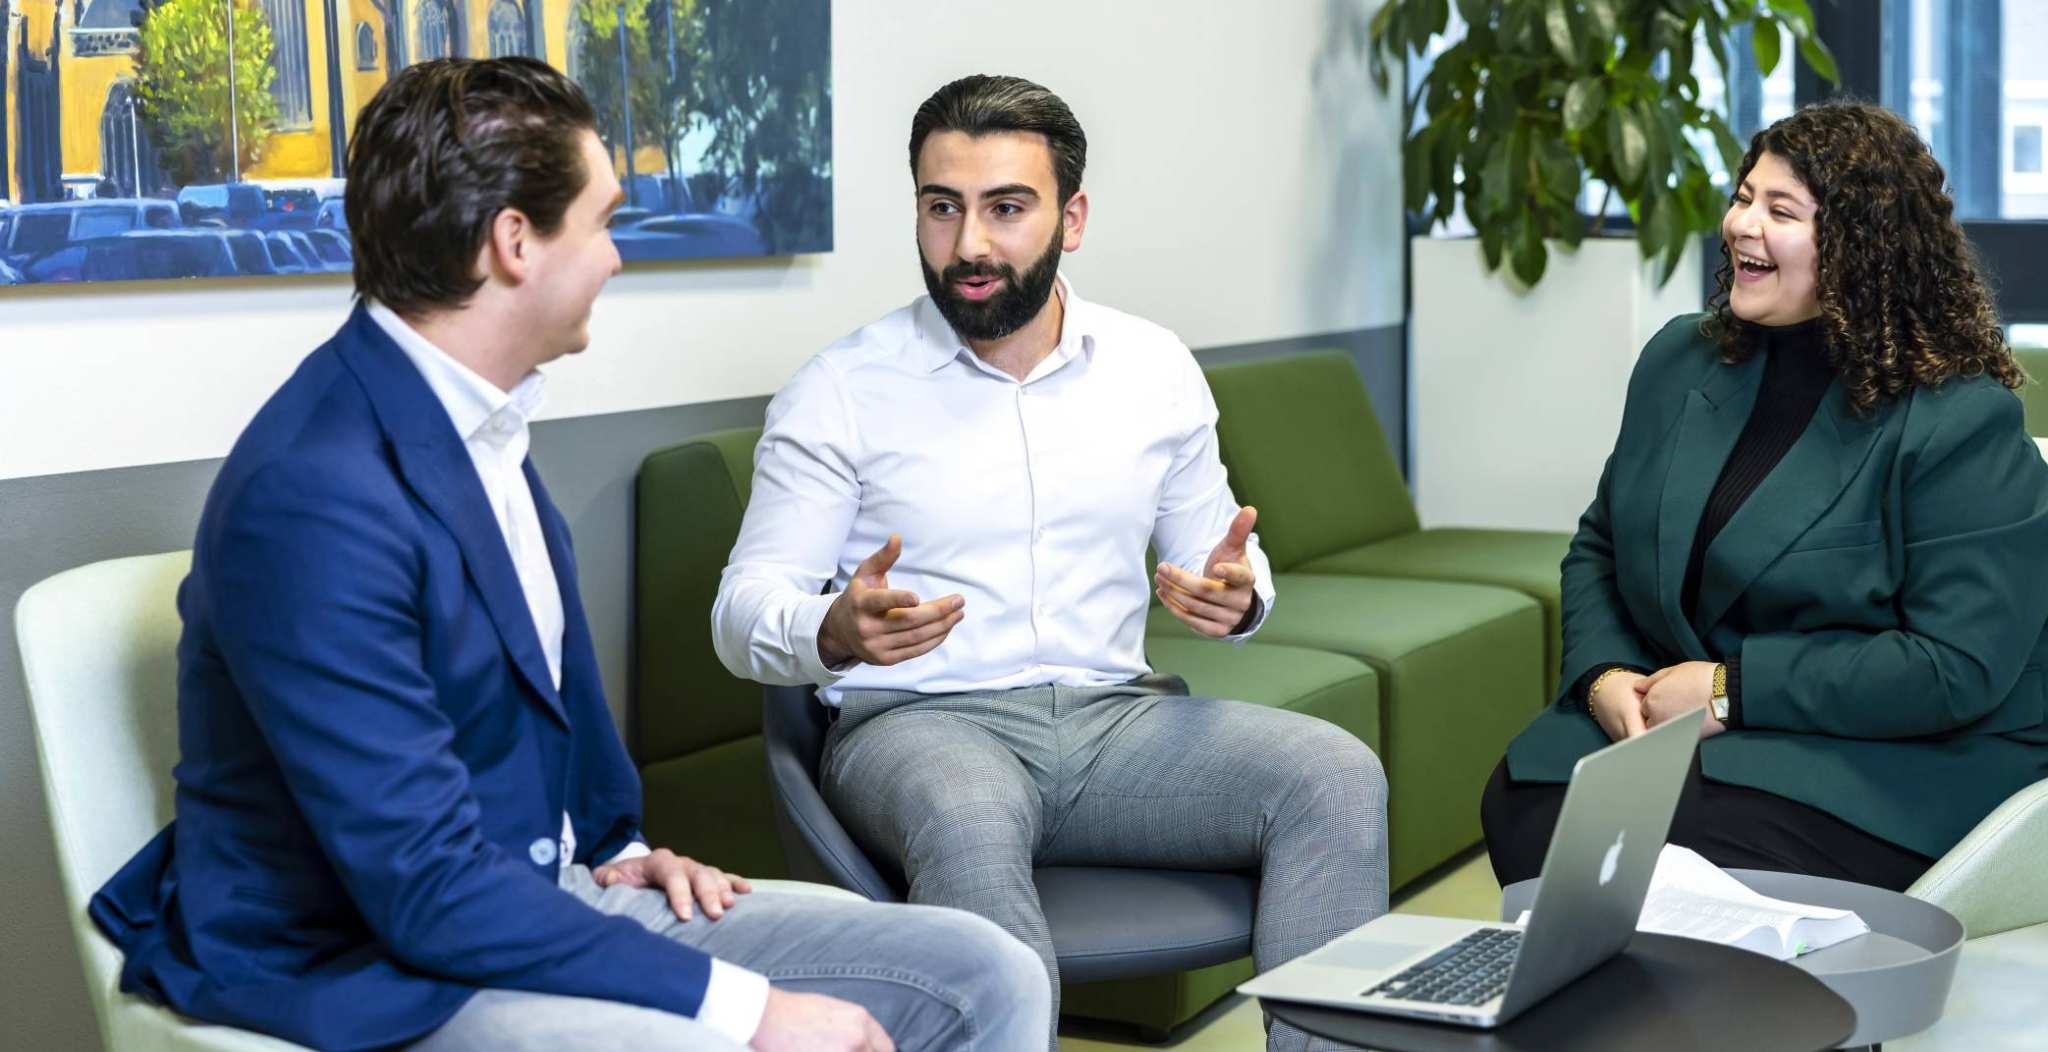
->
[368, 303, 767, 1044]
[713, 278, 1276, 703]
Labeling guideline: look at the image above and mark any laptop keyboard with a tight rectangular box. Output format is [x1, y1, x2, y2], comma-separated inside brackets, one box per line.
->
[1364, 928, 1520, 1006]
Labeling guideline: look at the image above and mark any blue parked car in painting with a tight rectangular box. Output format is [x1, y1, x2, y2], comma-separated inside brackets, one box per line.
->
[293, 230, 352, 273]
[610, 213, 770, 262]
[263, 231, 310, 275]
[1, 199, 180, 268]
[25, 230, 239, 283]
[175, 184, 268, 229]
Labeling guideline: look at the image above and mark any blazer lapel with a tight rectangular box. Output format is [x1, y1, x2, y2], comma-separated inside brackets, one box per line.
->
[526, 461, 601, 711]
[335, 307, 570, 727]
[1654, 354, 1764, 659]
[1689, 384, 1883, 637]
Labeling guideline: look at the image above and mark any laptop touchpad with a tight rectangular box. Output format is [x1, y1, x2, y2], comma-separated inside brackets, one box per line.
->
[1308, 938, 1433, 971]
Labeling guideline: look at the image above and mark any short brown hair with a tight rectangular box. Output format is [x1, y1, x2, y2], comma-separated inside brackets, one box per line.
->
[909, 75, 1087, 204]
[346, 57, 598, 314]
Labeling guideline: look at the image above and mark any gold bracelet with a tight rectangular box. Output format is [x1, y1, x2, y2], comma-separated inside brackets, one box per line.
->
[1585, 667, 1629, 713]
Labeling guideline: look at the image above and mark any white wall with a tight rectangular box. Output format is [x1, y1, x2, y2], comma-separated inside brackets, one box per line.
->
[0, 0, 1402, 483]
[1411, 237, 1703, 532]
[0, 4, 1403, 1049]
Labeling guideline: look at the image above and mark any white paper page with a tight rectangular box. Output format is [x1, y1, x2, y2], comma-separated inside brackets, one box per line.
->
[1517, 846, 1869, 960]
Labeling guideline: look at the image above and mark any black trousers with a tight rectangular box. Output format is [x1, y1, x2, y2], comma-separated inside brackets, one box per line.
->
[1479, 755, 1934, 892]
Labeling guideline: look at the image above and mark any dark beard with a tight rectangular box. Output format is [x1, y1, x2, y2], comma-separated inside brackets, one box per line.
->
[921, 224, 1064, 343]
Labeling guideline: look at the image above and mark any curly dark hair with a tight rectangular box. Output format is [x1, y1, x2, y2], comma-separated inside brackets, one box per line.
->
[1705, 99, 2019, 414]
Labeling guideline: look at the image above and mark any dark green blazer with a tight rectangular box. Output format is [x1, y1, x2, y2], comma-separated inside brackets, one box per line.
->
[1506, 313, 2048, 859]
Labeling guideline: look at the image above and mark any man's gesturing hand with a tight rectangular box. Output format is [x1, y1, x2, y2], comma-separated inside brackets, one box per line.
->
[817, 534, 965, 668]
[751, 989, 894, 1052]
[592, 849, 752, 921]
[1156, 506, 1260, 639]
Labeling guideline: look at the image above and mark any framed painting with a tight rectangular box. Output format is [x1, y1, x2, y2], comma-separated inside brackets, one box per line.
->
[0, 0, 831, 285]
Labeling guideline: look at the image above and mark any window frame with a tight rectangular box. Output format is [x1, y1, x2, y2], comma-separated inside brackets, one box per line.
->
[1798, 0, 2048, 323]
[261, 0, 315, 129]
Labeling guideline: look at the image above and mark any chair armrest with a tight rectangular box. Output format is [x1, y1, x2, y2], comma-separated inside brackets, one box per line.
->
[1908, 778, 2048, 938]
[760, 685, 902, 902]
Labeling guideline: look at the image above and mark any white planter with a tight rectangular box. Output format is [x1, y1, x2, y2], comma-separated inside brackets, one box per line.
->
[1410, 235, 1704, 533]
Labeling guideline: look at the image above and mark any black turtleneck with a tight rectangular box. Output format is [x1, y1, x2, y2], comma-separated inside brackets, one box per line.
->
[1575, 319, 1834, 726]
[1679, 318, 1835, 619]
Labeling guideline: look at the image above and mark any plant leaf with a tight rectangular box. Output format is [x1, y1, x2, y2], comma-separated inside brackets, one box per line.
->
[1511, 215, 1548, 286]
[1798, 35, 1839, 84]
[1454, 0, 1492, 29]
[1553, 198, 1586, 249]
[1766, 0, 1817, 37]
[1544, 0, 1578, 66]
[1584, 0, 1618, 46]
[1369, 0, 1399, 55]
[1406, 125, 1436, 214]
[1609, 103, 1648, 191]
[1480, 220, 1507, 271]
[1753, 16, 1782, 77]
[1481, 136, 1513, 219]
[1703, 110, 1747, 178]
[1538, 138, 1580, 204]
[1564, 76, 1604, 133]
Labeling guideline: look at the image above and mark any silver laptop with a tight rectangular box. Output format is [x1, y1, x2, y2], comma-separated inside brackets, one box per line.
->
[1239, 706, 1703, 1028]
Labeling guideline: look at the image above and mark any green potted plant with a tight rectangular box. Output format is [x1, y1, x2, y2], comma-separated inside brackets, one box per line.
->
[1377, 1, 1840, 534]
[1371, 0, 1838, 286]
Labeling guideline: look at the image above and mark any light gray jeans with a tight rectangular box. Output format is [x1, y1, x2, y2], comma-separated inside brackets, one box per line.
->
[407, 863, 1049, 1051]
[821, 675, 1390, 1052]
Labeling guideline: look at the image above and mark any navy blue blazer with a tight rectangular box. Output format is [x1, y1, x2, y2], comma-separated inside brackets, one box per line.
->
[91, 306, 712, 1051]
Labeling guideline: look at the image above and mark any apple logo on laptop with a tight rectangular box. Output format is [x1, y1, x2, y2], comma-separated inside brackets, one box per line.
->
[1598, 830, 1625, 886]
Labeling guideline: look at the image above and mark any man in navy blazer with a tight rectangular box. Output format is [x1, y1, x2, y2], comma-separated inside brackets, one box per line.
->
[88, 58, 1046, 1052]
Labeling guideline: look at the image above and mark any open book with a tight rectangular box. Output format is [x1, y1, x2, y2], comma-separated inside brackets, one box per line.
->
[1520, 844, 1871, 960]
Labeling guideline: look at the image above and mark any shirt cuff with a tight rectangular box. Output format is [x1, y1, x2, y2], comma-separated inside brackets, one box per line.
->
[792, 591, 854, 686]
[696, 959, 771, 1045]
[600, 839, 652, 866]
[1221, 591, 1269, 642]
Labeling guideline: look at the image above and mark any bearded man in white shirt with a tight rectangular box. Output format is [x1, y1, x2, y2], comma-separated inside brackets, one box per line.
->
[713, 74, 1390, 1051]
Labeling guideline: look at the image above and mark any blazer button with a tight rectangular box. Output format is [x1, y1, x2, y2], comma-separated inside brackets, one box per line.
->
[529, 837, 558, 866]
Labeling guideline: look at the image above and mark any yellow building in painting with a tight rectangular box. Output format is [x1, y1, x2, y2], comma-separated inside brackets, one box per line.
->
[3, 0, 584, 204]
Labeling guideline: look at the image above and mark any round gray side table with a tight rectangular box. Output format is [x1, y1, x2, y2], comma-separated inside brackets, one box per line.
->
[1261, 930, 1856, 1051]
[1501, 869, 1965, 1049]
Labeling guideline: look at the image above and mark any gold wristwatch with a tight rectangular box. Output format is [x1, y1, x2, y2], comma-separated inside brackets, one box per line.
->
[1710, 663, 1729, 722]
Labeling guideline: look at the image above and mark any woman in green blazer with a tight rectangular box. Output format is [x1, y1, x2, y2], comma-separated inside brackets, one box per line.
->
[1481, 101, 2048, 892]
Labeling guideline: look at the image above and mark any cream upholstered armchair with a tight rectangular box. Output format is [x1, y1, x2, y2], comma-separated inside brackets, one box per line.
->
[17, 551, 855, 1051]
[1894, 780, 2048, 1050]
[17, 551, 305, 1052]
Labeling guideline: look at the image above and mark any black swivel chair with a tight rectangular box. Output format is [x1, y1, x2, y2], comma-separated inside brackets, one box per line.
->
[762, 683, 1260, 986]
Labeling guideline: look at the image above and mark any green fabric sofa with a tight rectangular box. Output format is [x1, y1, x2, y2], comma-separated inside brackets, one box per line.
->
[1202, 351, 1571, 696]
[633, 429, 786, 879]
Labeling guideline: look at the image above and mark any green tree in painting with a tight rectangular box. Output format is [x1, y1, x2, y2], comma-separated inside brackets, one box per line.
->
[695, 0, 832, 252]
[572, 0, 831, 252]
[134, 0, 281, 185]
[573, 0, 704, 213]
